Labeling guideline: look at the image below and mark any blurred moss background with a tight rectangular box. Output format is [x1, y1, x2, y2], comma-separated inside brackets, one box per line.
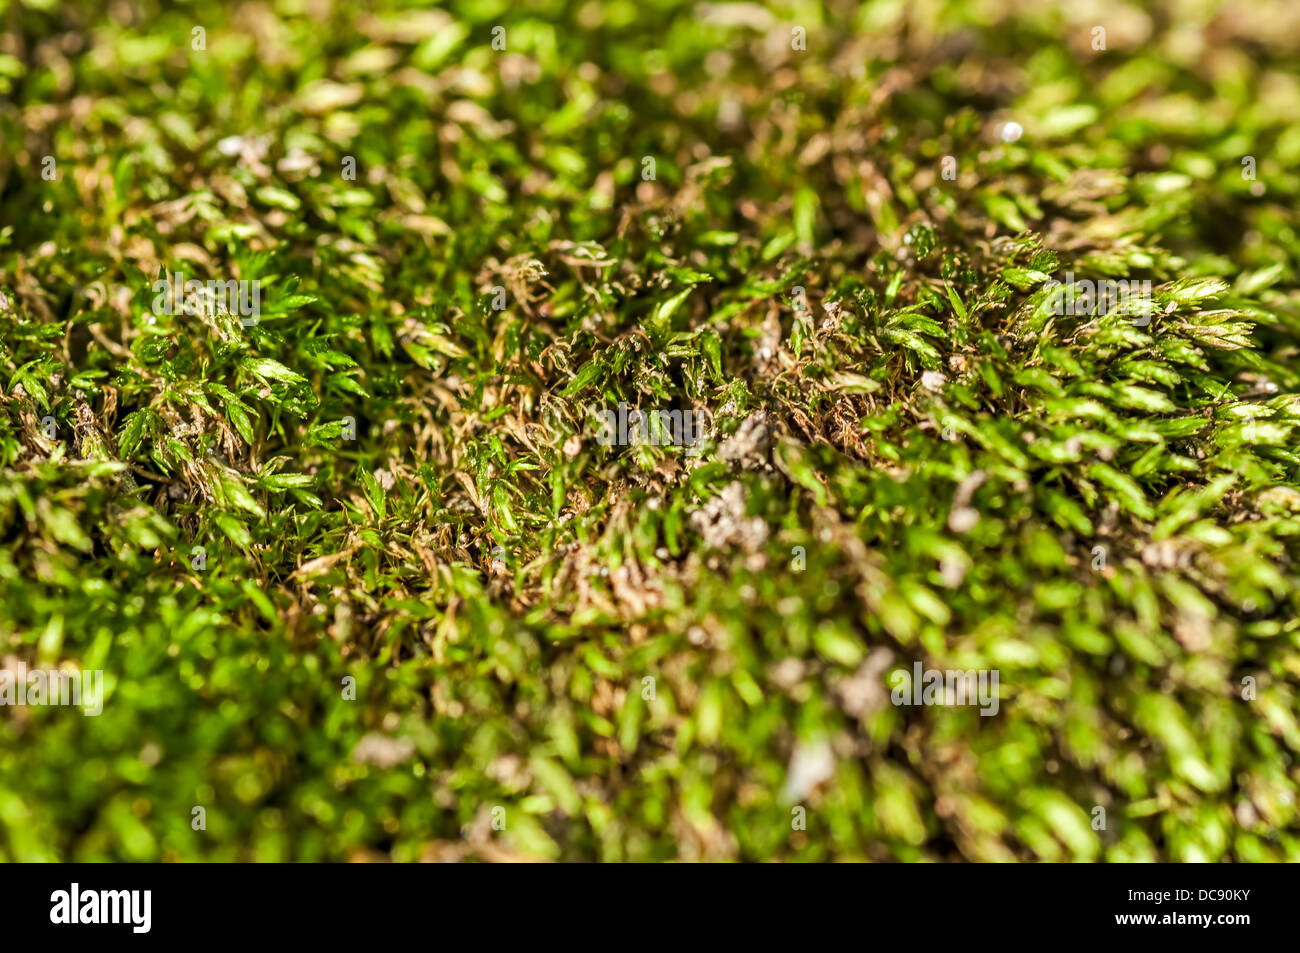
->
[1, 0, 1299, 861]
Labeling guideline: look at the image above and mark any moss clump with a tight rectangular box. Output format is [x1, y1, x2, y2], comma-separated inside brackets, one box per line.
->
[1, 0, 1299, 861]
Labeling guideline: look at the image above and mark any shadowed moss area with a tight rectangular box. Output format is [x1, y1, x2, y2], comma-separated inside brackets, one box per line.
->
[1, 0, 1299, 861]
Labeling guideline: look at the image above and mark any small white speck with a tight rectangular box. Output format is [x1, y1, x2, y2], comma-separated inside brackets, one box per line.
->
[921, 370, 947, 392]
[781, 739, 835, 803]
[718, 99, 743, 130]
[1000, 121, 1024, 143]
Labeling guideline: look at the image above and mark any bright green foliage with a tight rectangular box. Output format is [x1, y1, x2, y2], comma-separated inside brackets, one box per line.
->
[1, 0, 1299, 861]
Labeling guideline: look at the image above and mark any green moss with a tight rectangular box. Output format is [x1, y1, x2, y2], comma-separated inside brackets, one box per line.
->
[1, 0, 1299, 861]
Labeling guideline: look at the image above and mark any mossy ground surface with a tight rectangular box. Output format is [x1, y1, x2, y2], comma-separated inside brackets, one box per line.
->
[2, 0, 1300, 861]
